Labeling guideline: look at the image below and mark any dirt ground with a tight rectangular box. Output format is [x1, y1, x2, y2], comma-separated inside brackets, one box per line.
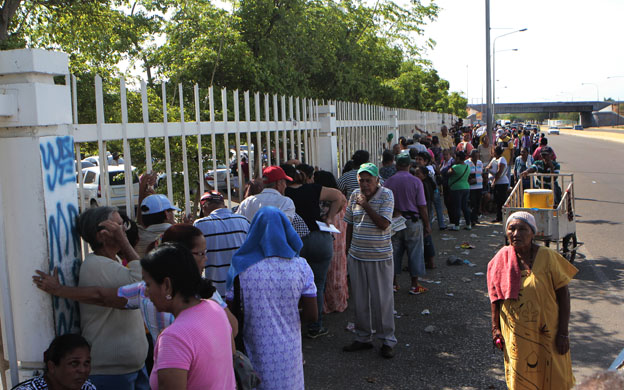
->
[302, 216, 509, 390]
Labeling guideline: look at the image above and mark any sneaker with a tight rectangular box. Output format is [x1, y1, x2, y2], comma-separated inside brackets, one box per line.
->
[307, 327, 329, 339]
[380, 344, 395, 359]
[450, 225, 460, 231]
[343, 341, 374, 352]
[465, 225, 472, 230]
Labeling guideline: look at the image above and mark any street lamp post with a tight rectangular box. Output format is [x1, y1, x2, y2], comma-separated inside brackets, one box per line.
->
[581, 82, 600, 101]
[491, 28, 526, 125]
[492, 48, 519, 122]
[485, 0, 492, 140]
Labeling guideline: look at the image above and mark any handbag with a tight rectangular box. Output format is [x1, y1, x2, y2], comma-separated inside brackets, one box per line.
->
[231, 276, 262, 389]
[468, 173, 477, 185]
[234, 350, 261, 390]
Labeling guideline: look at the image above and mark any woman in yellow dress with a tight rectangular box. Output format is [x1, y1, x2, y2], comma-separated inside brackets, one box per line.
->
[487, 211, 578, 389]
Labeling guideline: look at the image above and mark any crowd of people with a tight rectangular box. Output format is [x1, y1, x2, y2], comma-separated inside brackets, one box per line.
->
[25, 120, 581, 390]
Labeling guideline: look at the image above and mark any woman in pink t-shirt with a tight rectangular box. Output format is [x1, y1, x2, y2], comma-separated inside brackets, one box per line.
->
[141, 243, 235, 390]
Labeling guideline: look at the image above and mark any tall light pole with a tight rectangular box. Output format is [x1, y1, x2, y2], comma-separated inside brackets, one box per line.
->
[492, 28, 526, 125]
[492, 48, 519, 121]
[581, 82, 600, 101]
[485, 0, 492, 140]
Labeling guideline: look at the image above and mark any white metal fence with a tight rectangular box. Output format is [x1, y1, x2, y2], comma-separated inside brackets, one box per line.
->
[72, 75, 457, 220]
[0, 49, 457, 387]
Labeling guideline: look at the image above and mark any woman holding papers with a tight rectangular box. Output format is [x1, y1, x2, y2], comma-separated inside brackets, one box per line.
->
[280, 163, 346, 339]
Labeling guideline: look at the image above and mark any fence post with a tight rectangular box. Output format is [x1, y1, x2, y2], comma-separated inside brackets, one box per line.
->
[0, 48, 79, 387]
[316, 105, 338, 176]
[386, 109, 398, 149]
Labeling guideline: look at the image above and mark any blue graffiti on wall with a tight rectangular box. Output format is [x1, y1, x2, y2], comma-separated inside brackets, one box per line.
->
[40, 136, 82, 335]
[40, 136, 75, 192]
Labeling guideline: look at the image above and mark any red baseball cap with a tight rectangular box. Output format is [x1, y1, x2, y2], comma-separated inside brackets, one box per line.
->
[262, 166, 293, 184]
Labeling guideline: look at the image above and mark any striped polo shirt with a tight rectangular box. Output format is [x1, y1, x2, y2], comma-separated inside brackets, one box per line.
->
[194, 208, 250, 296]
[344, 187, 394, 262]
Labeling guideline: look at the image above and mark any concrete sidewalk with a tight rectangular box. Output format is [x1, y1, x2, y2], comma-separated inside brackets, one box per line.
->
[302, 218, 509, 389]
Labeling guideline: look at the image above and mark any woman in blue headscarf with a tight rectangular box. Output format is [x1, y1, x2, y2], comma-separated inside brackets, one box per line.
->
[226, 207, 318, 390]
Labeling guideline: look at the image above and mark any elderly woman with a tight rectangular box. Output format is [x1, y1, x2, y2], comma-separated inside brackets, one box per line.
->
[226, 206, 318, 390]
[75, 207, 148, 390]
[12, 334, 95, 390]
[487, 212, 578, 390]
[142, 243, 235, 390]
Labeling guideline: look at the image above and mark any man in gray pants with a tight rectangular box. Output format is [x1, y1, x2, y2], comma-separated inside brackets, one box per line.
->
[343, 163, 397, 358]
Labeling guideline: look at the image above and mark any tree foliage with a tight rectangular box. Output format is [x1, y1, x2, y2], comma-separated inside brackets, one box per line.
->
[2, 0, 465, 116]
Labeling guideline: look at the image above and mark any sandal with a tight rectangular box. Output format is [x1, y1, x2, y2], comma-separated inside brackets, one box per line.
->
[409, 285, 428, 295]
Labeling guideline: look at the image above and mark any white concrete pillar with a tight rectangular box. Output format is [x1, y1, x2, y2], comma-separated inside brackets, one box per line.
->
[0, 48, 78, 387]
[316, 105, 338, 176]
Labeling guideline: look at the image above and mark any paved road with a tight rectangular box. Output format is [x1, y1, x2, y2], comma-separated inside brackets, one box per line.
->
[548, 133, 624, 381]
[300, 132, 622, 389]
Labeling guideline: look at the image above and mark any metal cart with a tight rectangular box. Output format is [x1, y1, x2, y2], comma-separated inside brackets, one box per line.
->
[502, 173, 582, 263]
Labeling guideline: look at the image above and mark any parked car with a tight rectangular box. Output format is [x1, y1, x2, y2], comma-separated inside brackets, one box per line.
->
[548, 126, 560, 135]
[204, 160, 230, 189]
[77, 165, 139, 209]
[573, 125, 584, 130]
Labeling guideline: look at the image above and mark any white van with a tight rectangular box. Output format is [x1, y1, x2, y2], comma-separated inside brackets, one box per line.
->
[77, 165, 140, 209]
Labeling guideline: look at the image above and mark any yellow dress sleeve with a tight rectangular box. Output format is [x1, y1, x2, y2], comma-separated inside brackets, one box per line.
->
[547, 248, 579, 290]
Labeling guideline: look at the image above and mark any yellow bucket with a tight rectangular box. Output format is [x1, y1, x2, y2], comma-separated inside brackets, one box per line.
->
[524, 189, 553, 209]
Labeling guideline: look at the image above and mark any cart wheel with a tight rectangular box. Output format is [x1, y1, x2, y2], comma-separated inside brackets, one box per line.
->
[562, 233, 578, 263]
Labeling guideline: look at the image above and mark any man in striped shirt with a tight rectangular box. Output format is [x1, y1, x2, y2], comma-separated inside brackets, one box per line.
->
[343, 163, 397, 359]
[337, 150, 370, 199]
[194, 191, 250, 296]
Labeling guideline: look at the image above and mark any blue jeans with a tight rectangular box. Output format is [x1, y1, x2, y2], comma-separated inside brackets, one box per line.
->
[450, 189, 471, 226]
[433, 189, 447, 229]
[89, 367, 149, 390]
[300, 230, 334, 331]
[391, 219, 425, 277]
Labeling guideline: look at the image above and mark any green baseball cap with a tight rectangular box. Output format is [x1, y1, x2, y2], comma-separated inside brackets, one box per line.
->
[396, 153, 411, 166]
[357, 163, 379, 177]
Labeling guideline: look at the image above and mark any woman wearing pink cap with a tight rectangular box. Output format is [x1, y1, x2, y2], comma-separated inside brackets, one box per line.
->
[487, 211, 578, 389]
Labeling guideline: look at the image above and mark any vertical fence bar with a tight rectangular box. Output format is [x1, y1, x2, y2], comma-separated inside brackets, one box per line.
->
[94, 75, 111, 206]
[314, 99, 320, 167]
[141, 81, 153, 173]
[178, 83, 191, 215]
[72, 75, 86, 215]
[264, 94, 271, 167]
[244, 91, 253, 180]
[119, 77, 134, 218]
[209, 87, 218, 192]
[234, 90, 243, 201]
[281, 96, 287, 164]
[273, 94, 280, 166]
[289, 96, 295, 160]
[303, 98, 309, 165]
[296, 97, 302, 162]
[194, 84, 205, 197]
[162, 82, 174, 202]
[255, 92, 262, 177]
[222, 88, 232, 208]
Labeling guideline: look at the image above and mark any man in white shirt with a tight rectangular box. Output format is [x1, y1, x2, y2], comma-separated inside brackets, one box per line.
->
[135, 194, 179, 257]
[236, 166, 296, 221]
